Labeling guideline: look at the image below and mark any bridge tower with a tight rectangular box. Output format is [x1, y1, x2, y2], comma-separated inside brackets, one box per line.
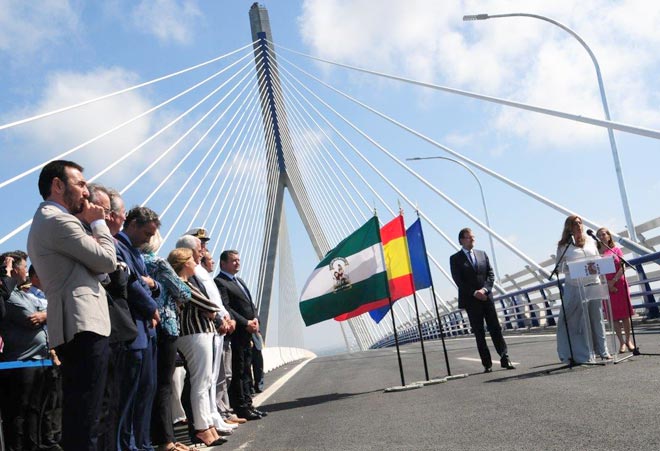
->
[248, 3, 331, 341]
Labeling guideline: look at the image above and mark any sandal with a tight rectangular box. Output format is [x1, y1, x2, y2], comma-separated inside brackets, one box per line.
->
[173, 443, 191, 451]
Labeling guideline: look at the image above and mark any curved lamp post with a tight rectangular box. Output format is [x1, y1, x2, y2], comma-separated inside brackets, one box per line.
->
[406, 156, 500, 281]
[463, 12, 638, 243]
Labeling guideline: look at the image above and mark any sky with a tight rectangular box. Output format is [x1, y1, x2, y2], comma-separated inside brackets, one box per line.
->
[1, 0, 659, 354]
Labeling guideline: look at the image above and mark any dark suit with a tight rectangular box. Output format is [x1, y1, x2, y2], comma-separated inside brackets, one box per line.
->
[450, 248, 507, 368]
[115, 233, 159, 451]
[215, 273, 256, 413]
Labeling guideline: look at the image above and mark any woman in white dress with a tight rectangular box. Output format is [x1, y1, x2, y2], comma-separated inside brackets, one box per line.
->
[556, 215, 612, 363]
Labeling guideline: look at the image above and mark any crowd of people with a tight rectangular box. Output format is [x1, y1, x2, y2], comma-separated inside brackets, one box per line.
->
[0, 159, 638, 450]
[0, 160, 266, 451]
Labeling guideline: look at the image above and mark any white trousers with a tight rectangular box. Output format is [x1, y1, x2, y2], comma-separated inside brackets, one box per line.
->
[171, 366, 186, 423]
[177, 332, 215, 430]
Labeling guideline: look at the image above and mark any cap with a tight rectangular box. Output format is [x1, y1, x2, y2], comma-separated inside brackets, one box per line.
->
[185, 227, 210, 242]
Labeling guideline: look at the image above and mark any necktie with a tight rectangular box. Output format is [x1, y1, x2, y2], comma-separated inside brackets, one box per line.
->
[468, 251, 476, 269]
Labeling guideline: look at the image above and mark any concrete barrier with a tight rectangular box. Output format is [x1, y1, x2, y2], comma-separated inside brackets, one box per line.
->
[262, 347, 316, 373]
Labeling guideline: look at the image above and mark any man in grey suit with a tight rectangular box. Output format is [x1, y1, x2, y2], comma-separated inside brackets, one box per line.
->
[450, 228, 515, 373]
[27, 160, 117, 451]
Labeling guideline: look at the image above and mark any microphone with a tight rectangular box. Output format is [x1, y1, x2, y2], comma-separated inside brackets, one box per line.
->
[586, 229, 601, 243]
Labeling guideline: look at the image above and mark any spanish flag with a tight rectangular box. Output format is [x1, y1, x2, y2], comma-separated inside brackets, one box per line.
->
[334, 215, 415, 321]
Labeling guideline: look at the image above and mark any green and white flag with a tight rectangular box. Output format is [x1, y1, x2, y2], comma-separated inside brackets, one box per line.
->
[299, 216, 390, 326]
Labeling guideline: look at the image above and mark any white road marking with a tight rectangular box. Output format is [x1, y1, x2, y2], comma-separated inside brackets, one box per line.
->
[252, 358, 314, 408]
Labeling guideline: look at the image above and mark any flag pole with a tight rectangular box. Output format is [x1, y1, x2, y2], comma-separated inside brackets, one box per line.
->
[387, 296, 406, 386]
[416, 209, 452, 376]
[411, 291, 430, 380]
[378, 208, 405, 387]
[402, 206, 430, 381]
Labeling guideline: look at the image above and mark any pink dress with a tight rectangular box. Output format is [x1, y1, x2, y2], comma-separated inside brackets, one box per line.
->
[602, 247, 634, 321]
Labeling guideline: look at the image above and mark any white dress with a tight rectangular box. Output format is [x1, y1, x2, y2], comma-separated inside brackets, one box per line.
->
[556, 237, 609, 363]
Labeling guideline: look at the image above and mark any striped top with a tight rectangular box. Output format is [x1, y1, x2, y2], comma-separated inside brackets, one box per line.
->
[179, 281, 222, 336]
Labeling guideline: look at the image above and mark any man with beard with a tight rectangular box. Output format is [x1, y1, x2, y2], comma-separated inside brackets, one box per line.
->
[28, 160, 117, 451]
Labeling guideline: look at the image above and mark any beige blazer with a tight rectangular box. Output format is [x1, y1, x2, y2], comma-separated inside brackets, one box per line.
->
[27, 201, 117, 347]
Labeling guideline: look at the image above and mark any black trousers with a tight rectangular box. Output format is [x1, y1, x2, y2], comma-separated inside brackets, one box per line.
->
[0, 364, 62, 451]
[57, 332, 109, 451]
[151, 332, 177, 445]
[251, 347, 264, 391]
[464, 301, 508, 368]
[97, 341, 128, 451]
[228, 338, 252, 412]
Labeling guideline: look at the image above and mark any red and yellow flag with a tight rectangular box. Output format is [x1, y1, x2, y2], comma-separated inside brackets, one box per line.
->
[334, 215, 415, 321]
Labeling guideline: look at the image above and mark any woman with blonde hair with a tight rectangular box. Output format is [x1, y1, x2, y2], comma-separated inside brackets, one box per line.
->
[168, 248, 226, 447]
[596, 227, 635, 353]
[556, 215, 611, 363]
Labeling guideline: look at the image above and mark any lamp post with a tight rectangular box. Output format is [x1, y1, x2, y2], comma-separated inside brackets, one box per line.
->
[463, 12, 638, 243]
[406, 156, 500, 280]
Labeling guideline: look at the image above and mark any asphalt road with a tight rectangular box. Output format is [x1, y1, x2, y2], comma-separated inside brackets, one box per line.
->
[208, 326, 660, 450]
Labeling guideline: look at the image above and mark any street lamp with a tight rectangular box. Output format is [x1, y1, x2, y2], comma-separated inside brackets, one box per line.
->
[463, 12, 638, 243]
[406, 156, 500, 280]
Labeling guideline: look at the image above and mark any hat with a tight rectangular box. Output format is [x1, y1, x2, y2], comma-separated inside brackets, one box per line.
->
[185, 227, 210, 242]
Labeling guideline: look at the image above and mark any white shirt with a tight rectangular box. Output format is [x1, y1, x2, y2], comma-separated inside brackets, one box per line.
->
[194, 264, 229, 317]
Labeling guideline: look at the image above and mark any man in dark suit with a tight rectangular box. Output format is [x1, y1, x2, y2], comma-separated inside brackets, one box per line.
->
[215, 250, 266, 421]
[450, 228, 515, 373]
[114, 206, 161, 451]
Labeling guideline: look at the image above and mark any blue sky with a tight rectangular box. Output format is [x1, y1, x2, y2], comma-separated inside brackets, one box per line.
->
[1, 0, 659, 353]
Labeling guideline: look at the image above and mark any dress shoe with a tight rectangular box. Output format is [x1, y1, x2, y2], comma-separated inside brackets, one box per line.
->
[226, 414, 247, 424]
[251, 408, 268, 417]
[236, 409, 261, 421]
[500, 356, 515, 369]
[483, 366, 492, 373]
[193, 428, 227, 446]
[254, 387, 263, 393]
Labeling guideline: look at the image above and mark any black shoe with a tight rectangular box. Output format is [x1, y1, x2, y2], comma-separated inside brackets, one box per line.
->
[254, 386, 263, 393]
[251, 408, 268, 417]
[236, 409, 261, 421]
[483, 366, 492, 373]
[500, 356, 515, 369]
[192, 435, 228, 446]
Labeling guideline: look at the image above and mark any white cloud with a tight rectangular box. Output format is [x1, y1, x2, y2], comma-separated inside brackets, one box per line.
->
[0, 0, 80, 64]
[131, 0, 202, 45]
[298, 0, 660, 150]
[9, 68, 166, 189]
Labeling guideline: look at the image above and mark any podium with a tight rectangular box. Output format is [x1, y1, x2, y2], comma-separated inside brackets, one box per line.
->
[566, 255, 616, 362]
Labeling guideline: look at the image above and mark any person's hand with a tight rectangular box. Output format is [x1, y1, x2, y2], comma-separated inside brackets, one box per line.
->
[3, 256, 13, 276]
[151, 309, 161, 328]
[142, 275, 156, 289]
[80, 199, 105, 223]
[473, 289, 488, 301]
[28, 311, 47, 327]
[246, 319, 258, 333]
[226, 317, 236, 334]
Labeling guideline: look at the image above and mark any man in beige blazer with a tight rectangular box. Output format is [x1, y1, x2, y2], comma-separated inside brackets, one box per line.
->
[27, 160, 117, 451]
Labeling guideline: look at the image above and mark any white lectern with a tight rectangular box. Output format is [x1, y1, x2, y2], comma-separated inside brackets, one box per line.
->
[567, 255, 616, 362]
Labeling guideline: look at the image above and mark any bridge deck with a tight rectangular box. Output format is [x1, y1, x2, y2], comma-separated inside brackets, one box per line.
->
[207, 324, 660, 450]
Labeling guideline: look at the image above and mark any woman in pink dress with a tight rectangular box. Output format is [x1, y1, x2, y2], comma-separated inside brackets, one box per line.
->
[596, 227, 635, 353]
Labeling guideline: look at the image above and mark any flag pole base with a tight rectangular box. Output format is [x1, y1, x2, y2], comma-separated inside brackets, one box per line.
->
[383, 383, 423, 393]
[413, 373, 469, 386]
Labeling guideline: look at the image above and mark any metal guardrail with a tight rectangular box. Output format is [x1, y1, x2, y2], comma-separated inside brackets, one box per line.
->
[371, 250, 660, 349]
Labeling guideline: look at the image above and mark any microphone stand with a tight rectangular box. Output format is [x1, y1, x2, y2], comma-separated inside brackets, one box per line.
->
[546, 240, 578, 373]
[589, 231, 659, 359]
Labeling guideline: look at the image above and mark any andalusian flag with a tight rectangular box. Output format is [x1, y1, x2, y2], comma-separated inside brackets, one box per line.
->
[299, 217, 389, 326]
[335, 214, 415, 322]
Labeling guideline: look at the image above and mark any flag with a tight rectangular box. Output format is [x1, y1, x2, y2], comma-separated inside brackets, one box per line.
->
[367, 217, 432, 323]
[299, 217, 389, 326]
[406, 218, 432, 290]
[335, 214, 415, 322]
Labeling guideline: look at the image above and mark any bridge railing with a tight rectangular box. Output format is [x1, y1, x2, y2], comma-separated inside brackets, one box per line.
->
[371, 250, 660, 349]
